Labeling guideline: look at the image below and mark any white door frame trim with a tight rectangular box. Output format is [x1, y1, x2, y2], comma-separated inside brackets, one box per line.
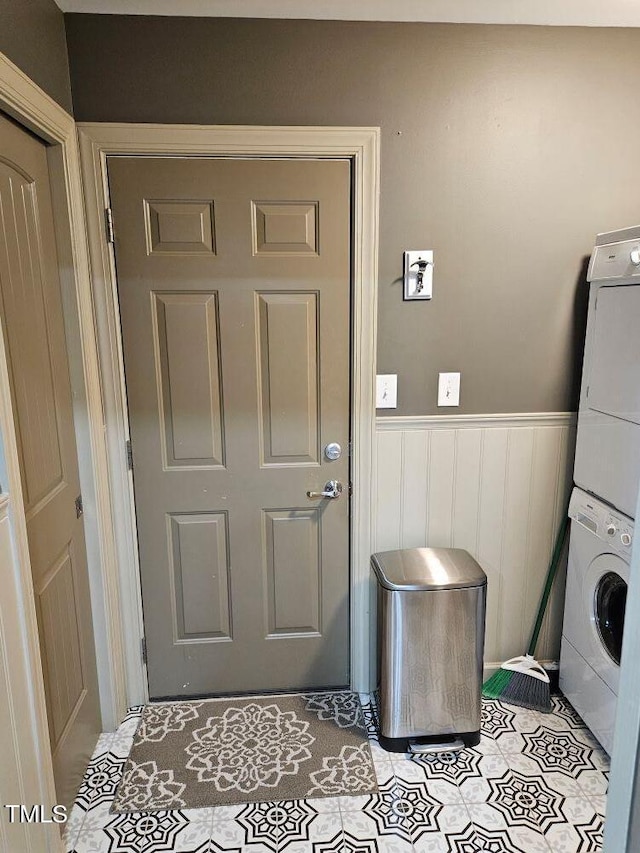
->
[78, 122, 380, 704]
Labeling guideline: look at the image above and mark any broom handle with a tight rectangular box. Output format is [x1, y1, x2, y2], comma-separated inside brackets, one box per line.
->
[527, 508, 571, 657]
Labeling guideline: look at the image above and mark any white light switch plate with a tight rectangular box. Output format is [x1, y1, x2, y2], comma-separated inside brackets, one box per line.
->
[438, 372, 460, 407]
[376, 374, 398, 408]
[404, 250, 433, 300]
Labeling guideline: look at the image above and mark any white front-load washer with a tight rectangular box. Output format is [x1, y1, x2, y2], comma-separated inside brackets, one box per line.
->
[560, 487, 634, 755]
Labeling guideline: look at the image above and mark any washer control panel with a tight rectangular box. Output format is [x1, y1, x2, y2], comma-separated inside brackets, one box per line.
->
[603, 513, 634, 555]
[569, 487, 634, 557]
[589, 237, 640, 280]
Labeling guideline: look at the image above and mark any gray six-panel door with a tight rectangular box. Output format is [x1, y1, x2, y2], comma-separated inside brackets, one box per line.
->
[108, 157, 351, 697]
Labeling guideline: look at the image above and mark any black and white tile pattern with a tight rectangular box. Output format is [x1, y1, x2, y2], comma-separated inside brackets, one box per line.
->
[236, 800, 319, 851]
[66, 693, 608, 853]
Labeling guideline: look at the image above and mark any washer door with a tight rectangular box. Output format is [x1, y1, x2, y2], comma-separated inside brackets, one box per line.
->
[595, 571, 627, 665]
[584, 553, 630, 693]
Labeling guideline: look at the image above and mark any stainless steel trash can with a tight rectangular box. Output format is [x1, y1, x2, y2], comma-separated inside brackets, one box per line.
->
[372, 547, 487, 754]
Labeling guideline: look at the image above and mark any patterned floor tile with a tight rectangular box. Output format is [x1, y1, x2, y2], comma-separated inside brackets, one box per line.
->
[576, 768, 609, 799]
[174, 825, 215, 852]
[279, 813, 345, 853]
[338, 796, 371, 813]
[122, 705, 145, 722]
[432, 807, 524, 853]
[520, 725, 602, 778]
[75, 751, 127, 812]
[403, 746, 483, 784]
[591, 794, 607, 817]
[305, 798, 342, 815]
[63, 803, 87, 851]
[368, 738, 394, 763]
[470, 733, 503, 755]
[236, 800, 318, 852]
[374, 836, 414, 853]
[510, 706, 560, 734]
[492, 729, 526, 754]
[433, 804, 472, 835]
[486, 768, 567, 833]
[480, 699, 518, 740]
[105, 810, 190, 853]
[503, 751, 582, 798]
[360, 703, 379, 742]
[551, 696, 587, 729]
[359, 777, 442, 844]
[110, 731, 137, 760]
[72, 801, 113, 853]
[210, 817, 249, 848]
[371, 755, 396, 786]
[440, 821, 541, 853]
[340, 805, 388, 840]
[313, 829, 380, 853]
[457, 753, 510, 804]
[411, 834, 447, 853]
[307, 813, 344, 842]
[576, 735, 605, 770]
[340, 810, 406, 853]
[242, 844, 276, 853]
[466, 802, 552, 852]
[391, 758, 462, 805]
[92, 731, 116, 758]
[212, 805, 246, 823]
[543, 798, 604, 853]
[185, 842, 243, 853]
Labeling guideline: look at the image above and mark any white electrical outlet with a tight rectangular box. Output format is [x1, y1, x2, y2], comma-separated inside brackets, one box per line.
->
[376, 374, 398, 408]
[438, 372, 460, 407]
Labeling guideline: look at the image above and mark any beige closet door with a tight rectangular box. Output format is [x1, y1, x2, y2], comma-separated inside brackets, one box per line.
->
[108, 157, 351, 698]
[0, 114, 100, 808]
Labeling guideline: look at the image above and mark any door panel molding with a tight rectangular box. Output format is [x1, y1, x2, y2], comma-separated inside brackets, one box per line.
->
[78, 122, 380, 699]
[256, 291, 320, 466]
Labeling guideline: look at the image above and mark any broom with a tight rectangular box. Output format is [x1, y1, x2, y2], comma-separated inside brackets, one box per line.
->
[482, 508, 570, 713]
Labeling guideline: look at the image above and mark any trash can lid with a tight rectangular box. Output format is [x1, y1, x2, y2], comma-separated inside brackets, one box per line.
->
[371, 547, 487, 591]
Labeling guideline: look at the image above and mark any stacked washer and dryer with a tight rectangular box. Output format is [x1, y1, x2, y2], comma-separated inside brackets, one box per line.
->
[560, 225, 640, 755]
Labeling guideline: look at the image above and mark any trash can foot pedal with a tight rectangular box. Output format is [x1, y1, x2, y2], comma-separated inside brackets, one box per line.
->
[408, 738, 465, 755]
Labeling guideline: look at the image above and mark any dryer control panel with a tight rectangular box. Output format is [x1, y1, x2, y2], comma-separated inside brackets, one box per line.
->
[569, 487, 634, 558]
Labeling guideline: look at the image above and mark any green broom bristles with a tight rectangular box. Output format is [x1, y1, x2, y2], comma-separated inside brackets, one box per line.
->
[482, 668, 513, 699]
[482, 654, 552, 711]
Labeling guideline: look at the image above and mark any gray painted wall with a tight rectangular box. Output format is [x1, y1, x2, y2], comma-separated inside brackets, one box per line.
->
[65, 16, 640, 415]
[0, 0, 72, 113]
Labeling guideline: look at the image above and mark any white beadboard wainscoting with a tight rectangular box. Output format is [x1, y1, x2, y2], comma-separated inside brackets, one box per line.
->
[374, 413, 576, 673]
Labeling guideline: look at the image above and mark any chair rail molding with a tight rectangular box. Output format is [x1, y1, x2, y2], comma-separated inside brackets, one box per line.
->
[374, 411, 576, 672]
[377, 412, 577, 430]
[78, 122, 380, 700]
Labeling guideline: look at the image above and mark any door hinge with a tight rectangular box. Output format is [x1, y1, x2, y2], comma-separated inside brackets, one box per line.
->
[75, 494, 83, 518]
[348, 482, 353, 496]
[105, 207, 115, 244]
[126, 439, 134, 471]
[141, 637, 147, 665]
